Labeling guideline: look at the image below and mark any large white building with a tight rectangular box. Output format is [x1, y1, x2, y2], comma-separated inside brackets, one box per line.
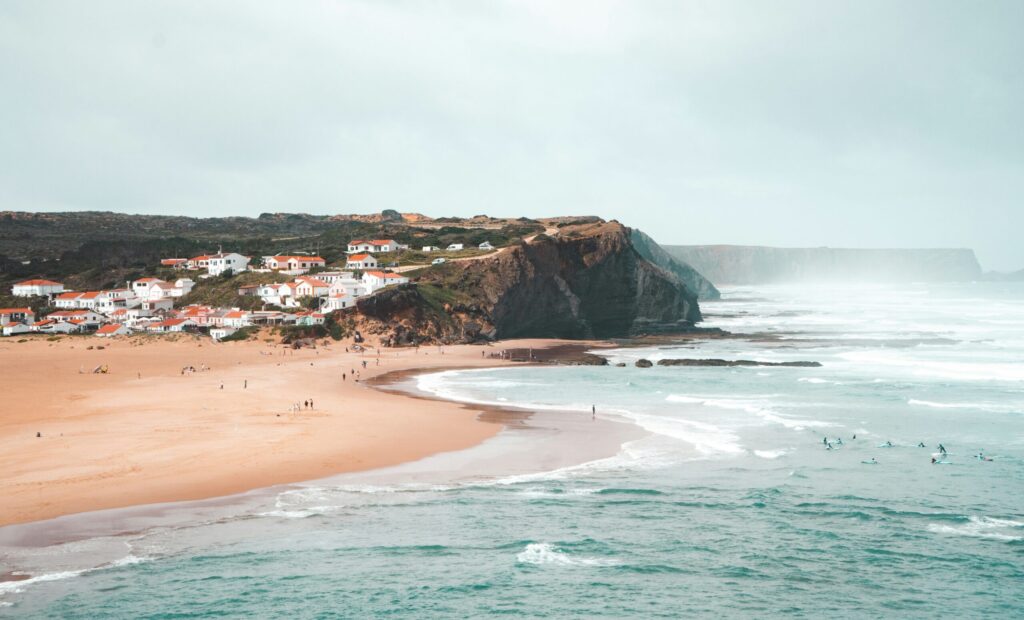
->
[11, 279, 65, 297]
[206, 253, 251, 276]
[361, 271, 410, 292]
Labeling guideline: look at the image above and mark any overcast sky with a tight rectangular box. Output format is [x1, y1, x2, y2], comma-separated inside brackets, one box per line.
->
[1, 1, 1022, 269]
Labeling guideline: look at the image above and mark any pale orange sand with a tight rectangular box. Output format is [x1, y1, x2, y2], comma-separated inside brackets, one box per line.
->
[0, 334, 590, 526]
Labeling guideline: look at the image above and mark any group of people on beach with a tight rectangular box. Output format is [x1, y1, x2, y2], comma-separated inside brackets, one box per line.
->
[180, 364, 208, 375]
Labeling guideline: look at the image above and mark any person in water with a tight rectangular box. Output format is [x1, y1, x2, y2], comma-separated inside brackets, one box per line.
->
[823, 437, 828, 445]
[885, 441, 893, 447]
[939, 444, 947, 454]
[836, 438, 844, 446]
[918, 442, 926, 448]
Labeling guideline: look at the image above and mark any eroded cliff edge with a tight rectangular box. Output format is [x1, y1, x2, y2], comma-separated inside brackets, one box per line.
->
[355, 221, 702, 344]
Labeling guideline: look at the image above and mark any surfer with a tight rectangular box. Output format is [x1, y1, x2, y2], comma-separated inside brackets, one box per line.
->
[917, 442, 926, 448]
[885, 441, 893, 448]
[826, 442, 834, 450]
[836, 438, 843, 446]
[823, 437, 828, 445]
[938, 444, 947, 455]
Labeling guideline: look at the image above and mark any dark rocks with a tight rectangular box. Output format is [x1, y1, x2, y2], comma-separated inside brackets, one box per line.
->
[635, 359, 653, 368]
[655, 359, 822, 368]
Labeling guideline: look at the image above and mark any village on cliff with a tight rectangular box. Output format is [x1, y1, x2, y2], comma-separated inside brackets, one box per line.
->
[0, 238, 495, 340]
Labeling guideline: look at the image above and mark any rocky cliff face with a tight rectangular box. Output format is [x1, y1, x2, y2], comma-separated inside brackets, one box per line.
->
[356, 221, 702, 344]
[629, 229, 720, 300]
[665, 245, 983, 285]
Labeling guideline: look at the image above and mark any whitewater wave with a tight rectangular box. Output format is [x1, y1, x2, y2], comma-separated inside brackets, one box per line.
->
[840, 351, 1024, 382]
[516, 543, 620, 567]
[927, 516, 1024, 542]
[666, 394, 835, 431]
[753, 449, 790, 459]
[908, 399, 1021, 414]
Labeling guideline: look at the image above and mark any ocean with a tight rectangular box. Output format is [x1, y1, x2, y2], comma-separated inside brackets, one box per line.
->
[2, 283, 1022, 618]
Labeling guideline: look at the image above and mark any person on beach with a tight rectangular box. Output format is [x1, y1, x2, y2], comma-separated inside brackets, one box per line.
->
[310, 399, 314, 409]
[244, 379, 247, 389]
[343, 373, 346, 381]
[220, 382, 224, 390]
[592, 405, 596, 420]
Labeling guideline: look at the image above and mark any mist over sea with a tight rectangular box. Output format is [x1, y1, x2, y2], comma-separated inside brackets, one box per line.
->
[3, 283, 1023, 617]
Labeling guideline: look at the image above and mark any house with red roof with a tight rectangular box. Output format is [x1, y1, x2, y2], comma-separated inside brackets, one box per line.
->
[95, 323, 131, 337]
[345, 253, 378, 270]
[11, 279, 65, 297]
[361, 271, 410, 292]
[160, 258, 188, 268]
[347, 239, 399, 254]
[262, 255, 326, 274]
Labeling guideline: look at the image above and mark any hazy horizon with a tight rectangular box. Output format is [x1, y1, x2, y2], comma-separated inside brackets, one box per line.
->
[2, 1, 1022, 269]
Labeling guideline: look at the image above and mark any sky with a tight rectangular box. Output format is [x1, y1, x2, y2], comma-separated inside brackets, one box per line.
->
[1, 1, 1022, 269]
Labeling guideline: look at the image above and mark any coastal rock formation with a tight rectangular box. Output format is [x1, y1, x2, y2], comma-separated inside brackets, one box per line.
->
[357, 221, 703, 344]
[635, 359, 653, 368]
[665, 245, 983, 284]
[629, 229, 720, 299]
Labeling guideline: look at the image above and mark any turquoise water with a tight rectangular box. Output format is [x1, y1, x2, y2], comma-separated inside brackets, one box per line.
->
[3, 283, 1023, 618]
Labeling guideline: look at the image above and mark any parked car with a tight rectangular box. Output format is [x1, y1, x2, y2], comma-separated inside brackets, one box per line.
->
[432, 258, 447, 265]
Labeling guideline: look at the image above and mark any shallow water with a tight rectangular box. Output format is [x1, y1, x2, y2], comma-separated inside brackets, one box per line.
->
[2, 283, 1023, 618]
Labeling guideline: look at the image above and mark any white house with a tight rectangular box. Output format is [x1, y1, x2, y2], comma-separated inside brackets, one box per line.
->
[206, 253, 250, 276]
[323, 293, 355, 312]
[292, 277, 330, 298]
[447, 243, 464, 251]
[95, 323, 131, 337]
[160, 258, 188, 269]
[362, 270, 410, 292]
[37, 321, 80, 335]
[142, 298, 175, 313]
[479, 241, 495, 250]
[421, 246, 439, 252]
[347, 239, 399, 254]
[0, 307, 36, 326]
[294, 311, 326, 326]
[46, 309, 105, 324]
[147, 318, 196, 333]
[11, 279, 65, 297]
[149, 279, 194, 300]
[328, 278, 367, 298]
[263, 255, 326, 274]
[346, 253, 378, 270]
[209, 327, 237, 341]
[222, 310, 253, 328]
[186, 255, 210, 270]
[2, 323, 32, 337]
[313, 271, 355, 284]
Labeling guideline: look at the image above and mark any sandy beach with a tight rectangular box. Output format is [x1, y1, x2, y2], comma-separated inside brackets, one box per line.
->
[0, 334, 596, 527]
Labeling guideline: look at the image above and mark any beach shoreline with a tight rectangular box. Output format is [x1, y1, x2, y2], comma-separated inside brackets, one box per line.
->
[0, 335, 608, 528]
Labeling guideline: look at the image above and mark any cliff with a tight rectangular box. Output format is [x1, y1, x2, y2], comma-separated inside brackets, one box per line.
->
[629, 229, 720, 299]
[664, 245, 983, 285]
[356, 221, 703, 344]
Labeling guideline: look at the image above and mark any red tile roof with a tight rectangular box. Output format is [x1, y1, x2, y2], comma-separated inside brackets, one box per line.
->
[15, 279, 62, 287]
[97, 324, 125, 334]
[0, 307, 33, 314]
[347, 254, 374, 261]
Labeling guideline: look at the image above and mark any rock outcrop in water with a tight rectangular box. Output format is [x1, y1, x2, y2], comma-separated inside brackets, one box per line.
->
[664, 245, 983, 284]
[629, 230, 720, 300]
[356, 221, 703, 344]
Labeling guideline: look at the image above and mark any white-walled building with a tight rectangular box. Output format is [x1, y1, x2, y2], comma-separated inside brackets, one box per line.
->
[147, 318, 195, 333]
[447, 243, 464, 251]
[346, 253, 378, 270]
[361, 271, 410, 292]
[187, 255, 210, 270]
[209, 327, 237, 341]
[347, 239, 399, 254]
[95, 323, 131, 337]
[11, 279, 65, 297]
[293, 277, 330, 298]
[0, 307, 35, 327]
[263, 255, 326, 274]
[313, 271, 355, 284]
[206, 253, 251, 276]
[46, 309, 105, 324]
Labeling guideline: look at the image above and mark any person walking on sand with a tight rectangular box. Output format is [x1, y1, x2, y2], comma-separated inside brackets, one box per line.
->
[220, 382, 224, 390]
[244, 379, 248, 389]
[309, 399, 314, 409]
[592, 405, 596, 420]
